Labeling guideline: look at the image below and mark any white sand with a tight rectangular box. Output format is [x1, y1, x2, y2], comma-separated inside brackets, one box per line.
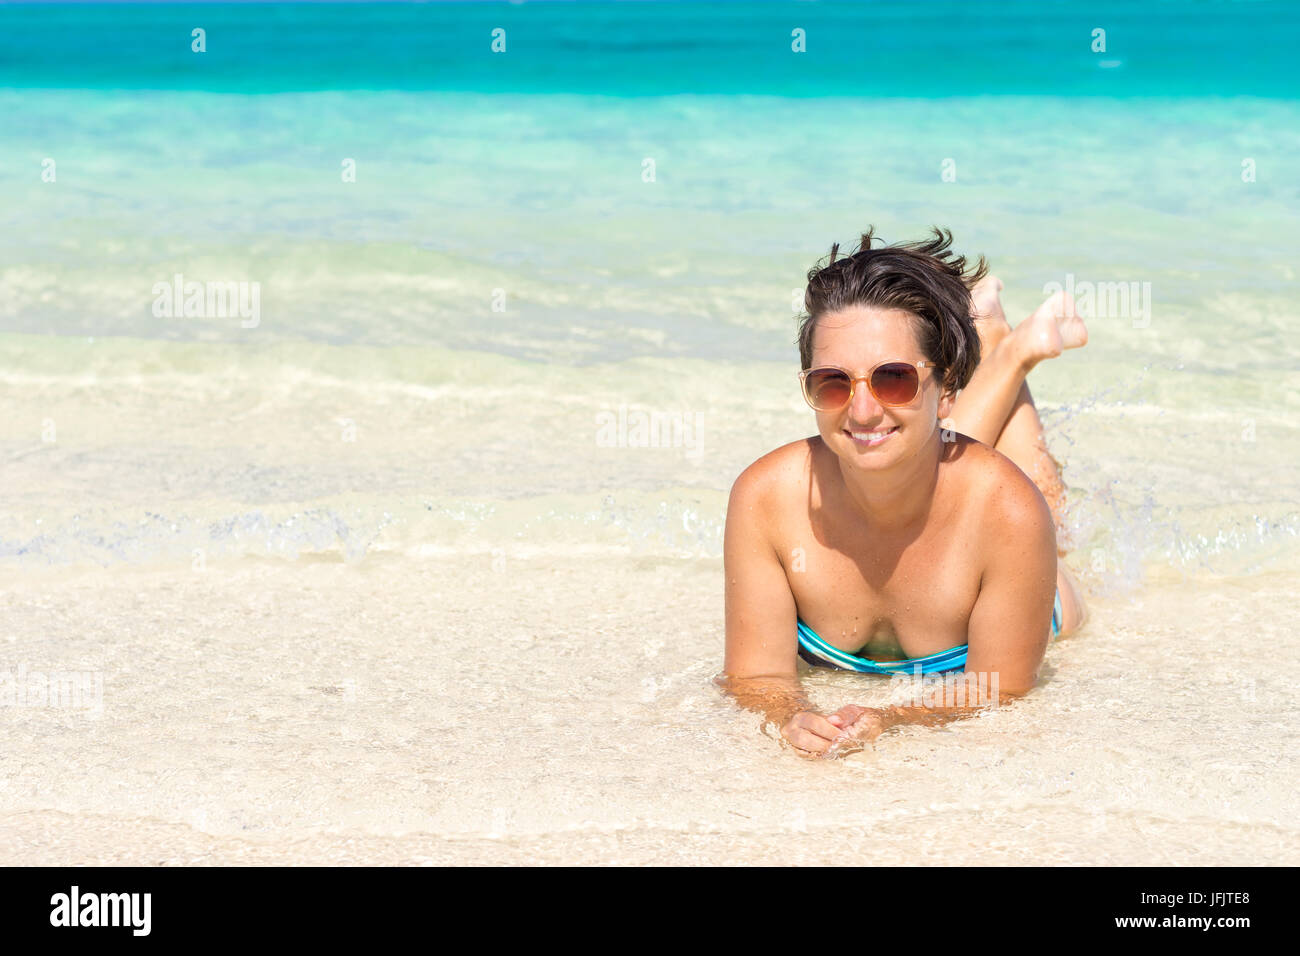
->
[3, 552, 1295, 866]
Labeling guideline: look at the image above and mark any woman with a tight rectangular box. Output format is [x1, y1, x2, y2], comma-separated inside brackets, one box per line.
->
[717, 226, 1089, 758]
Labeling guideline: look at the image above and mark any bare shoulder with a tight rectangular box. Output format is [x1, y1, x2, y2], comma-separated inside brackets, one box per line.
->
[727, 437, 817, 514]
[946, 434, 1054, 541]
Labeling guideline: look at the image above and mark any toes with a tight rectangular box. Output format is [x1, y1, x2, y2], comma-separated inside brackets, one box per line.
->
[971, 274, 1003, 307]
[1041, 292, 1089, 348]
[1071, 320, 1089, 349]
[1033, 290, 1072, 321]
[1046, 291, 1067, 318]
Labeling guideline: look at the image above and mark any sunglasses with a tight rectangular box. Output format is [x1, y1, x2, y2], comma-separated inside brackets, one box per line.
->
[798, 360, 936, 411]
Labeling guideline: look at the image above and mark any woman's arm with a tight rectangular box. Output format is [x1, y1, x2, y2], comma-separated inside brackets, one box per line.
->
[834, 460, 1058, 742]
[716, 460, 849, 756]
[961, 462, 1059, 695]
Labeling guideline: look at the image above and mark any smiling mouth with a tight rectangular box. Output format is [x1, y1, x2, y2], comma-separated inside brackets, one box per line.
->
[844, 426, 898, 447]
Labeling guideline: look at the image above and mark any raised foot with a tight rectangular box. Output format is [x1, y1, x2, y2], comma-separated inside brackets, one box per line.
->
[970, 274, 1012, 351]
[1018, 290, 1089, 365]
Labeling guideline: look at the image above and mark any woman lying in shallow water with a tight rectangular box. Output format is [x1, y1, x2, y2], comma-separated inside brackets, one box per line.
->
[716, 226, 1089, 758]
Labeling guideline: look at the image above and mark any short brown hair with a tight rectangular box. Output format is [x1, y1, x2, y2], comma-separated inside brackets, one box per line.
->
[796, 226, 987, 395]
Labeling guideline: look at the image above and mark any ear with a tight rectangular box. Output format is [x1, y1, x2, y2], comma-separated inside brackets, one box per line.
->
[937, 386, 957, 421]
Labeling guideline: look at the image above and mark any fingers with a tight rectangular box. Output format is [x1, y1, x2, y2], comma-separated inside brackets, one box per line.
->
[782, 711, 850, 755]
[831, 704, 869, 724]
[801, 711, 851, 745]
[843, 711, 886, 743]
[799, 733, 869, 760]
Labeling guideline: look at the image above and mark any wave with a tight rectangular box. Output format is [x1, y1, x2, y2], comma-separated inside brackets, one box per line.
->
[0, 490, 729, 569]
[2, 481, 1293, 590]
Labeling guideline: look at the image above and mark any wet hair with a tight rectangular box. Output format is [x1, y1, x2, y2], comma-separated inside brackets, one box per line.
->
[796, 226, 988, 395]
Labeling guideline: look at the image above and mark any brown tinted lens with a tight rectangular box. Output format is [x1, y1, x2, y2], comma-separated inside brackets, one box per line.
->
[870, 363, 920, 405]
[805, 369, 852, 409]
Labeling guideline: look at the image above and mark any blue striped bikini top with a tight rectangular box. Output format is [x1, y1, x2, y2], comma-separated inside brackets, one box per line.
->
[796, 591, 1061, 675]
[795, 618, 968, 675]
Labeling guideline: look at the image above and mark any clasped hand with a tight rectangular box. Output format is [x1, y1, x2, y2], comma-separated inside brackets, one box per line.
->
[779, 704, 887, 759]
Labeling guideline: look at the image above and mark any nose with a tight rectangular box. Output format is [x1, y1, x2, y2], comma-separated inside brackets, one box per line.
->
[847, 376, 884, 423]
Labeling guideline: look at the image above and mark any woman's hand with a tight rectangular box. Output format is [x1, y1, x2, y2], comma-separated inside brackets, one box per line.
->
[778, 706, 891, 758]
[778, 710, 854, 758]
[826, 705, 889, 746]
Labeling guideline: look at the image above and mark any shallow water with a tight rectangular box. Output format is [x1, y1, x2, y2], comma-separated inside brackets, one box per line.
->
[5, 558, 1297, 865]
[2, 2, 1298, 865]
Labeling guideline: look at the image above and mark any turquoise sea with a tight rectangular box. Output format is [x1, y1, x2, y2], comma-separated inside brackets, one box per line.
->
[1, 1, 1297, 864]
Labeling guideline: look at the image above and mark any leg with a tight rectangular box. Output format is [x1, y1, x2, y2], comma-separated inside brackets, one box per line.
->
[950, 278, 1090, 634]
[989, 379, 1065, 526]
[945, 276, 1022, 447]
[995, 386, 1086, 634]
[948, 278, 1088, 450]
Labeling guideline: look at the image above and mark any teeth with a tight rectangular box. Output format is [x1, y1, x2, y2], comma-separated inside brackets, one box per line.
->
[849, 428, 895, 440]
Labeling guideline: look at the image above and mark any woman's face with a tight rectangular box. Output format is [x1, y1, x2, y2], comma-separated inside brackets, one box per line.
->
[807, 305, 954, 471]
